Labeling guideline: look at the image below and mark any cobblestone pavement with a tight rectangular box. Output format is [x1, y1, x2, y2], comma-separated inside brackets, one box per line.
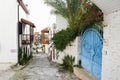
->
[10, 53, 80, 80]
[0, 69, 15, 80]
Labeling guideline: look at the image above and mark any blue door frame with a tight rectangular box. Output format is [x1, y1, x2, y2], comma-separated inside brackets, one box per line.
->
[80, 28, 102, 80]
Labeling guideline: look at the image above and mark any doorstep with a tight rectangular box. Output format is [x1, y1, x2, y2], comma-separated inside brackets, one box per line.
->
[74, 67, 96, 80]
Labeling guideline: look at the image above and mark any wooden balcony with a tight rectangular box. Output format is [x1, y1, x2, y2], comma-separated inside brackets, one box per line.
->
[22, 40, 30, 45]
[22, 34, 34, 45]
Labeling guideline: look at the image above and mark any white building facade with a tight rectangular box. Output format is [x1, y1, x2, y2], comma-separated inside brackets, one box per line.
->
[90, 0, 120, 79]
[18, 0, 35, 61]
[49, 15, 80, 65]
[0, 0, 35, 70]
[102, 10, 120, 80]
[0, 0, 18, 70]
[50, 0, 120, 79]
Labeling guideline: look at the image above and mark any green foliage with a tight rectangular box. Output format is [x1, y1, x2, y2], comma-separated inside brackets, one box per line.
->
[23, 53, 28, 64]
[44, 0, 82, 28]
[59, 55, 75, 72]
[45, 0, 103, 51]
[18, 47, 23, 65]
[18, 47, 33, 65]
[79, 2, 103, 31]
[45, 0, 103, 30]
[52, 27, 78, 51]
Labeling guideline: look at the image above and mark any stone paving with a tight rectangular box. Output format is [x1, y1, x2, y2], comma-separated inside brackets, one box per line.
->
[0, 69, 15, 80]
[10, 53, 80, 80]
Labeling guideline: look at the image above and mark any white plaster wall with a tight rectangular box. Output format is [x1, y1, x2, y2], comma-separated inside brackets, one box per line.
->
[25, 25, 30, 34]
[57, 37, 80, 65]
[19, 6, 28, 21]
[19, 35, 22, 47]
[0, 0, 18, 63]
[19, 1, 31, 57]
[45, 44, 49, 54]
[19, 5, 30, 35]
[53, 15, 80, 65]
[56, 15, 68, 31]
[102, 10, 120, 80]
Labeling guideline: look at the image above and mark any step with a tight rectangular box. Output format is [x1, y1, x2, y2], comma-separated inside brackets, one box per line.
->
[74, 67, 96, 80]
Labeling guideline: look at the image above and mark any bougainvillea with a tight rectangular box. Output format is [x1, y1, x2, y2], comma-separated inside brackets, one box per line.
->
[79, 0, 103, 31]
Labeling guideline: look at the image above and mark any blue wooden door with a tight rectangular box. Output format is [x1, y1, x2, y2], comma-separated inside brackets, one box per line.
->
[81, 28, 102, 80]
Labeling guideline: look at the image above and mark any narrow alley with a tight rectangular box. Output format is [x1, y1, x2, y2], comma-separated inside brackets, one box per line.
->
[10, 53, 80, 80]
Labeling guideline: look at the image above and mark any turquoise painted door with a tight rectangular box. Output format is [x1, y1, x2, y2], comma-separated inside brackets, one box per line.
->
[81, 28, 102, 80]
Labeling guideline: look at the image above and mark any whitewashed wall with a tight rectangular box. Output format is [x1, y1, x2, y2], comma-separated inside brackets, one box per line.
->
[0, 0, 18, 64]
[102, 10, 120, 80]
[56, 15, 68, 31]
[57, 37, 80, 64]
[19, 5, 28, 21]
[19, 1, 30, 35]
[53, 15, 80, 65]
[45, 44, 49, 54]
[19, 4, 30, 35]
[19, 1, 32, 55]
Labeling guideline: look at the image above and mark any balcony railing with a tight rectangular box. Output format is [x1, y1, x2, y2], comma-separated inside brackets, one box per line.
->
[22, 34, 34, 45]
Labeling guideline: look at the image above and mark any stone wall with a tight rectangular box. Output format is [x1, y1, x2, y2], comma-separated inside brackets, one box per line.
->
[102, 10, 120, 80]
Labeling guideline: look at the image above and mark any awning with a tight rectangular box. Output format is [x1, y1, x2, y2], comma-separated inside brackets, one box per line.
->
[41, 28, 49, 33]
[21, 18, 35, 28]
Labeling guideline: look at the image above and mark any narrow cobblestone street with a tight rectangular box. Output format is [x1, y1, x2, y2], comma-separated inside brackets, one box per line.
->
[10, 53, 80, 80]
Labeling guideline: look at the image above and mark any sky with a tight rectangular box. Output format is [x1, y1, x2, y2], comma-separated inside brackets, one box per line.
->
[24, 0, 56, 32]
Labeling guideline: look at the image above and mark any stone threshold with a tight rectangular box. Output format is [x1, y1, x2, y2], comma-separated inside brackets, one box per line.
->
[74, 67, 96, 80]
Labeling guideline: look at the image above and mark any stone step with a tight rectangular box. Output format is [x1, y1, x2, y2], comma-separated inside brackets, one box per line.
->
[74, 67, 96, 80]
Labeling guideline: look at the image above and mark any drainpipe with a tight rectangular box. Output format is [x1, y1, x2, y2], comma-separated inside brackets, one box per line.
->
[18, 3, 20, 49]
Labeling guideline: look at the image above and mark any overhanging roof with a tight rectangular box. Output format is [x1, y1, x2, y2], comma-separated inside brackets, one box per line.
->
[41, 28, 49, 33]
[21, 18, 35, 28]
[91, 0, 120, 14]
[18, 0, 29, 14]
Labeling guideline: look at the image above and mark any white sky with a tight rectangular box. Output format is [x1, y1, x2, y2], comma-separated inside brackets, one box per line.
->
[24, 0, 56, 32]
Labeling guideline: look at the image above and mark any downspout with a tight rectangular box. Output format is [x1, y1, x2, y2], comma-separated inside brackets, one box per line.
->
[17, 4, 19, 48]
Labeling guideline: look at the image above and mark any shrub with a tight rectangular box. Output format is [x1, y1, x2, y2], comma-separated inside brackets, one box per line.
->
[52, 27, 78, 51]
[18, 47, 33, 65]
[23, 53, 28, 64]
[59, 55, 75, 72]
[18, 47, 23, 65]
